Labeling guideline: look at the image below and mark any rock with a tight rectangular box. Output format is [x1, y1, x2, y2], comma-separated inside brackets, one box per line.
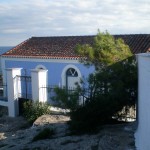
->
[33, 114, 70, 126]
[0, 133, 6, 140]
[0, 115, 136, 150]
[33, 114, 71, 138]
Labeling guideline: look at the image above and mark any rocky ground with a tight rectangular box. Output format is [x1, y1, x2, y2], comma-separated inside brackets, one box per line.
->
[0, 114, 136, 150]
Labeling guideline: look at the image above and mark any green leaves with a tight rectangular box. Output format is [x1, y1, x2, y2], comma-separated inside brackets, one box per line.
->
[69, 31, 137, 132]
[52, 87, 79, 111]
[23, 101, 51, 124]
[76, 30, 132, 69]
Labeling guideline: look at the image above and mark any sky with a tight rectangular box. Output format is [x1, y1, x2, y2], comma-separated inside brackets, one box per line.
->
[0, 0, 150, 46]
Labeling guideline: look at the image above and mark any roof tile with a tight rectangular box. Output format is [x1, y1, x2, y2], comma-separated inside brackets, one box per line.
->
[2, 34, 150, 59]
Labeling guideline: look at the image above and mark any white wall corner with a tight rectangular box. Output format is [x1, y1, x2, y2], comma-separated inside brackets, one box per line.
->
[135, 55, 150, 150]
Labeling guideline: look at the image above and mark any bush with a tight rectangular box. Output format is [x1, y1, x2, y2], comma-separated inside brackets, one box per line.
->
[69, 96, 120, 132]
[52, 87, 80, 111]
[0, 106, 8, 117]
[23, 101, 51, 124]
[68, 32, 137, 133]
[69, 58, 137, 133]
[32, 127, 55, 142]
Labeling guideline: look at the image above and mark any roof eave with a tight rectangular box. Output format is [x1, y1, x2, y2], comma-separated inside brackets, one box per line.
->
[1, 55, 82, 60]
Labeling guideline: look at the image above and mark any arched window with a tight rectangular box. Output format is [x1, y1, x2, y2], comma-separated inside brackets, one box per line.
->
[66, 68, 78, 77]
[66, 68, 79, 89]
[61, 65, 81, 88]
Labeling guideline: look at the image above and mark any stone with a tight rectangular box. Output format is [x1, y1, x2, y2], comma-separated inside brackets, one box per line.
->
[33, 114, 70, 126]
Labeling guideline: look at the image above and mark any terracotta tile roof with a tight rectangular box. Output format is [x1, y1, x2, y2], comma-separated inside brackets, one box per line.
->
[115, 34, 150, 54]
[2, 34, 150, 59]
[2, 36, 94, 59]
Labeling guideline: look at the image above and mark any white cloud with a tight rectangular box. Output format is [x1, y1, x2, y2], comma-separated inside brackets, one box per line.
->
[0, 0, 150, 45]
[2, 29, 25, 34]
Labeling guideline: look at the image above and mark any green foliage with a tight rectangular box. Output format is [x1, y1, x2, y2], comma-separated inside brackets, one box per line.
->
[0, 106, 8, 117]
[70, 57, 137, 132]
[91, 57, 137, 106]
[69, 31, 137, 132]
[32, 127, 55, 142]
[76, 30, 132, 69]
[52, 87, 80, 111]
[69, 97, 118, 132]
[23, 101, 51, 124]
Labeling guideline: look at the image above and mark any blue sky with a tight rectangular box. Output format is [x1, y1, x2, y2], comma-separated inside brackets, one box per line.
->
[0, 0, 150, 46]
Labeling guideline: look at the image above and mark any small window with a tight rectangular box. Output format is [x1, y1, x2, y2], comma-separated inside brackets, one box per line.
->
[66, 68, 78, 77]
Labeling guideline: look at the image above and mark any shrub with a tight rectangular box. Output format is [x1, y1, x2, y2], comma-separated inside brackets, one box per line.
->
[52, 87, 80, 111]
[23, 101, 51, 124]
[69, 58, 137, 133]
[32, 127, 55, 142]
[68, 31, 137, 133]
[0, 106, 8, 117]
[69, 96, 119, 132]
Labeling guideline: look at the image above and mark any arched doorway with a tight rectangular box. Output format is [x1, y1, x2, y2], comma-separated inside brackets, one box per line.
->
[61, 65, 81, 89]
[66, 68, 78, 89]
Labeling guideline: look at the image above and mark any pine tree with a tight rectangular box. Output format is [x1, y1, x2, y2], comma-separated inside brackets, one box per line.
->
[76, 30, 132, 69]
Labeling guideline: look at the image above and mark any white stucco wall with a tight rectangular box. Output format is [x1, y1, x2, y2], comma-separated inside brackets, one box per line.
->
[135, 53, 150, 150]
[6, 68, 22, 117]
[31, 69, 48, 102]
